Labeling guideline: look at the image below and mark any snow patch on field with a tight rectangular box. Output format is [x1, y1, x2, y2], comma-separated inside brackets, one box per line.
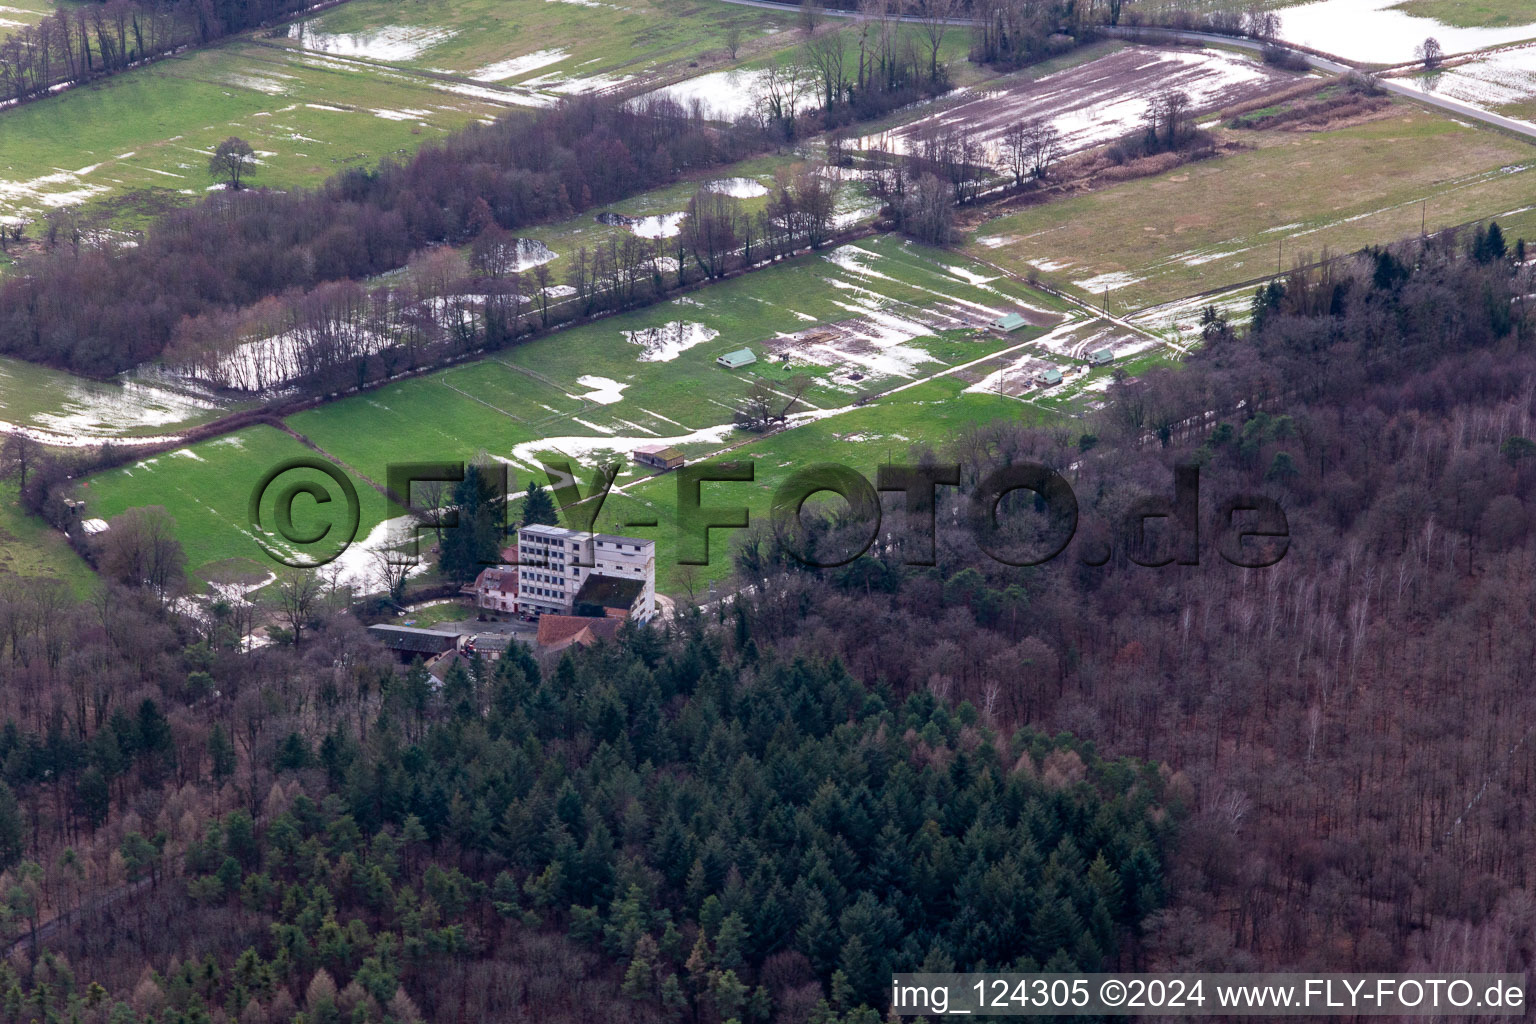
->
[638, 67, 812, 121]
[507, 422, 738, 470]
[20, 376, 219, 439]
[630, 212, 686, 238]
[1131, 286, 1255, 337]
[370, 108, 433, 121]
[0, 167, 111, 217]
[506, 238, 556, 270]
[434, 81, 556, 106]
[284, 22, 455, 61]
[1074, 271, 1144, 293]
[576, 375, 628, 404]
[624, 321, 719, 361]
[329, 516, 430, 589]
[473, 48, 569, 82]
[223, 72, 293, 95]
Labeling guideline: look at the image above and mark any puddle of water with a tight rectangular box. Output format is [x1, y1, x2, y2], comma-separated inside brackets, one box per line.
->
[706, 177, 770, 198]
[473, 47, 569, 83]
[637, 67, 811, 121]
[597, 211, 687, 238]
[623, 321, 719, 361]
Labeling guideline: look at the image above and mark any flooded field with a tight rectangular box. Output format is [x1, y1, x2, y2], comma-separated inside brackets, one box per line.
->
[858, 46, 1291, 168]
[1276, 0, 1536, 64]
[1418, 43, 1536, 119]
[0, 356, 238, 445]
[282, 22, 456, 62]
[641, 68, 782, 121]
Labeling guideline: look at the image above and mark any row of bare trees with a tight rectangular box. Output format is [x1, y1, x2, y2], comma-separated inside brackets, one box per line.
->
[165, 163, 847, 393]
[0, 95, 762, 376]
[0, 0, 313, 107]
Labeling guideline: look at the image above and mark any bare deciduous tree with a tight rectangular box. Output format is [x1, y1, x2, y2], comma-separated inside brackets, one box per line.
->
[1004, 117, 1060, 186]
[799, 0, 823, 34]
[0, 434, 42, 491]
[372, 548, 414, 606]
[208, 136, 257, 191]
[1415, 36, 1443, 69]
[96, 507, 186, 608]
[912, 0, 957, 82]
[273, 569, 321, 645]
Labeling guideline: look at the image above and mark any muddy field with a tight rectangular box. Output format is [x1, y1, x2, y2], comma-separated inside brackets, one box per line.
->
[762, 298, 1059, 390]
[858, 46, 1295, 169]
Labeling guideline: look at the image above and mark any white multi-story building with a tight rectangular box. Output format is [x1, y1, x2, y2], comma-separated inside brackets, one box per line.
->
[515, 524, 656, 622]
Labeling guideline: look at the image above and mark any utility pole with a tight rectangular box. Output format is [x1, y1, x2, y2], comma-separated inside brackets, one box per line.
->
[1277, 238, 1283, 275]
[1422, 199, 1427, 236]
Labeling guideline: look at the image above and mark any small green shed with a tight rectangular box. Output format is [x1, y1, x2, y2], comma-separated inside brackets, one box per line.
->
[717, 348, 757, 369]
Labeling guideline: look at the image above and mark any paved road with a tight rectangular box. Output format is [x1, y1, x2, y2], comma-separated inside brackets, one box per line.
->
[711, 0, 1536, 144]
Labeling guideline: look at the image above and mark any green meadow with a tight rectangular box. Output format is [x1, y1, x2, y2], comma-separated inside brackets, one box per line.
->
[966, 104, 1536, 314]
[267, 0, 795, 82]
[76, 236, 1133, 593]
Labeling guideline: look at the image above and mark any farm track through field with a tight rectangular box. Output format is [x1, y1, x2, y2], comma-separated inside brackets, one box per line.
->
[272, 421, 398, 502]
[437, 378, 532, 424]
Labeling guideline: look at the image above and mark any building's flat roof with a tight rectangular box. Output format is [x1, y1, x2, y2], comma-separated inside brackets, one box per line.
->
[519, 524, 583, 539]
[575, 573, 646, 609]
[593, 533, 655, 547]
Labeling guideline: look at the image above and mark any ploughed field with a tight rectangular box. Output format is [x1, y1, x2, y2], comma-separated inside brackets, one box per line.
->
[858, 44, 1295, 168]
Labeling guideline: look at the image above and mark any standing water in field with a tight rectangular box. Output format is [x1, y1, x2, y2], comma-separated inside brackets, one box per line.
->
[283, 22, 455, 61]
[1276, 0, 1536, 63]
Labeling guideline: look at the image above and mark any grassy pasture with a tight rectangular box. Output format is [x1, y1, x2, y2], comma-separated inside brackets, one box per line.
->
[0, 0, 807, 227]
[0, 483, 94, 594]
[268, 0, 795, 83]
[78, 237, 1101, 591]
[1388, 0, 1536, 29]
[0, 356, 244, 439]
[0, 41, 512, 226]
[966, 104, 1536, 312]
[74, 426, 344, 586]
[595, 375, 1030, 592]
